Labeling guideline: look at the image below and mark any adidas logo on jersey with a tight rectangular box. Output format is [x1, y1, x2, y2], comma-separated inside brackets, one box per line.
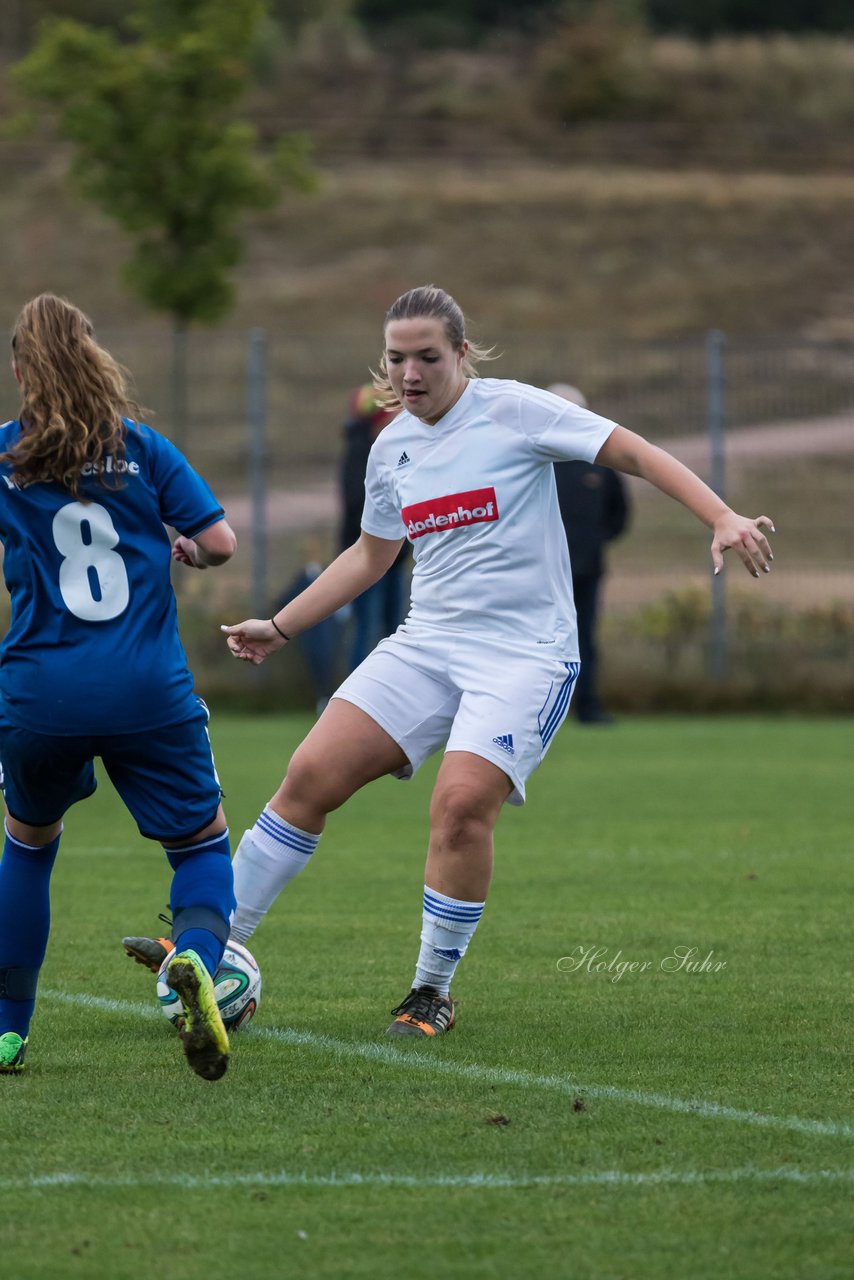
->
[397, 451, 411, 467]
[492, 733, 515, 756]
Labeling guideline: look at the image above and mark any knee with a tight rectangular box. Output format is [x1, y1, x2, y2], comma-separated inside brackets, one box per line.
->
[430, 783, 493, 848]
[276, 745, 345, 816]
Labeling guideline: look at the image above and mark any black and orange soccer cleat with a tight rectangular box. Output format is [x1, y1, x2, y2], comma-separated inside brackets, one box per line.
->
[386, 987, 457, 1037]
[122, 935, 172, 973]
[123, 910, 173, 972]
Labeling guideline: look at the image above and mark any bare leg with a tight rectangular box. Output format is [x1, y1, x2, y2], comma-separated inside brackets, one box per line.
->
[270, 698, 409, 832]
[230, 699, 408, 940]
[425, 751, 512, 900]
[161, 804, 227, 849]
[5, 815, 63, 845]
[388, 751, 513, 1033]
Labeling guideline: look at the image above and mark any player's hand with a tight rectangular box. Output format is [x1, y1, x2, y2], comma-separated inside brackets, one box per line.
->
[220, 619, 288, 664]
[711, 513, 775, 577]
[172, 535, 205, 568]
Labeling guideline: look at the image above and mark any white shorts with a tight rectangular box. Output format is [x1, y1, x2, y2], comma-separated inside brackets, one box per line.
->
[333, 624, 580, 805]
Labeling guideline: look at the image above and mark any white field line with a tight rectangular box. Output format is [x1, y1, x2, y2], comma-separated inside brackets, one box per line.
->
[42, 989, 853, 1142]
[2, 1168, 853, 1193]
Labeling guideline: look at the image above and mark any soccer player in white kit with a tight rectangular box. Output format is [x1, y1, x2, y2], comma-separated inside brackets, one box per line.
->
[218, 286, 773, 1037]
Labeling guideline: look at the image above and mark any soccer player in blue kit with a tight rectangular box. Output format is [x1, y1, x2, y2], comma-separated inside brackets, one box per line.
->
[0, 294, 237, 1080]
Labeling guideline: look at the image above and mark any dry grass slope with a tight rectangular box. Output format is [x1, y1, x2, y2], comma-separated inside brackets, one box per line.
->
[1, 34, 852, 708]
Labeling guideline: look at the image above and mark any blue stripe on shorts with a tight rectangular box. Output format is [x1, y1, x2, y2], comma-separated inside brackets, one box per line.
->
[538, 661, 580, 748]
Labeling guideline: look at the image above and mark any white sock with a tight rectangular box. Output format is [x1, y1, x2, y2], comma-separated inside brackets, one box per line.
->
[413, 886, 485, 995]
[229, 807, 321, 943]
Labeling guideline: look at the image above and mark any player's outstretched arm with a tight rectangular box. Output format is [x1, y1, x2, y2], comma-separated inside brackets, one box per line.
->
[222, 532, 405, 665]
[595, 426, 774, 578]
[173, 520, 237, 569]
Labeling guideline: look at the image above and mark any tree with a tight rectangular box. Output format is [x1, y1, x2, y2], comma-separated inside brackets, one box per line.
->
[13, 0, 315, 437]
[644, 0, 854, 36]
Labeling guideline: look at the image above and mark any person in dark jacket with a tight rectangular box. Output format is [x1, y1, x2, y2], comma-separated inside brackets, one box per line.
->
[550, 384, 630, 725]
[275, 537, 343, 716]
[339, 385, 409, 671]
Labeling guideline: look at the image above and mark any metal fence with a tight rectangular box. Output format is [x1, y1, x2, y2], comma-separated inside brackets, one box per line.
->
[1, 330, 852, 708]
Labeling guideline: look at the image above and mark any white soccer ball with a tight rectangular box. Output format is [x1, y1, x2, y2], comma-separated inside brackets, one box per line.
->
[156, 941, 262, 1032]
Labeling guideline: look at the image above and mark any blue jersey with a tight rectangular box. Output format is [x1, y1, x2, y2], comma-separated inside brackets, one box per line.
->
[0, 418, 224, 735]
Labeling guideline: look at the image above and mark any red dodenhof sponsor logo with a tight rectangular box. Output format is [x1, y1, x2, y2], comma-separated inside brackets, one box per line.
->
[402, 487, 500, 539]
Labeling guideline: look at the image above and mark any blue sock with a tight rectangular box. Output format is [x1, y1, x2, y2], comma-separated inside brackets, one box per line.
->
[166, 830, 236, 977]
[0, 824, 61, 1037]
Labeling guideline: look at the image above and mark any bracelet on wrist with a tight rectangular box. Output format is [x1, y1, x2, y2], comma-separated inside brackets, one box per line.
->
[270, 617, 291, 642]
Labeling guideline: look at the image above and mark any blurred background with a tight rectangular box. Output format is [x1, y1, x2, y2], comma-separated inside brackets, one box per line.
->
[1, 0, 852, 711]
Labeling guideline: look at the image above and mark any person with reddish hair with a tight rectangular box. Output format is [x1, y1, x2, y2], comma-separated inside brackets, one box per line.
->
[0, 294, 237, 1080]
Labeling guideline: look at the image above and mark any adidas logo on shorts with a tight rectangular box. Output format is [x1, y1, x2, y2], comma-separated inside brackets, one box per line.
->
[492, 733, 515, 756]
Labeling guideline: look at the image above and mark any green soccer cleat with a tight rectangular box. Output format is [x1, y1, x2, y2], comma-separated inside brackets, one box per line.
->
[0, 1032, 28, 1074]
[167, 949, 230, 1081]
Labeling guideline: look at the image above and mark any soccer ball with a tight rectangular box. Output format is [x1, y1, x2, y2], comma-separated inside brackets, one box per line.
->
[156, 941, 262, 1032]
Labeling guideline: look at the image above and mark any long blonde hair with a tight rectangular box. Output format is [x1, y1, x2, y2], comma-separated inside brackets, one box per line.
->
[3, 294, 141, 498]
[372, 284, 496, 408]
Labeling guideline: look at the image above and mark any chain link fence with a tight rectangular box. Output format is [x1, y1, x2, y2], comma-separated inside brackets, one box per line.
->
[1, 330, 852, 709]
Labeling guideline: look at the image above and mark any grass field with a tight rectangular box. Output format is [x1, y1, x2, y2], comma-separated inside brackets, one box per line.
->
[2, 713, 852, 1279]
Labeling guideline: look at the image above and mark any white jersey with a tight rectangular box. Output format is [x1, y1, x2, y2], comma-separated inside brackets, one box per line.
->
[361, 378, 618, 654]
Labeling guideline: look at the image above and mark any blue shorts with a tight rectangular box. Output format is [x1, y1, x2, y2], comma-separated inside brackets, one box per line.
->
[0, 698, 223, 841]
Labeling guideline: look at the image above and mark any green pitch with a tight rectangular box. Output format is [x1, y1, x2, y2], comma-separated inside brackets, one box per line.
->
[2, 714, 852, 1279]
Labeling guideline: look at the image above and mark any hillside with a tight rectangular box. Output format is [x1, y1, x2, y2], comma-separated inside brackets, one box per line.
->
[3, 33, 854, 345]
[1, 36, 852, 708]
[2, 156, 854, 347]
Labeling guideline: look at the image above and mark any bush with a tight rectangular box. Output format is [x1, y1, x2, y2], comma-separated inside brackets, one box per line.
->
[534, 3, 659, 122]
[649, 34, 854, 126]
[609, 585, 854, 710]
